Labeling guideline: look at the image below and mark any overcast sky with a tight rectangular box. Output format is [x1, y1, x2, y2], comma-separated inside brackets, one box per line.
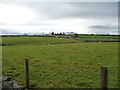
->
[0, 2, 118, 35]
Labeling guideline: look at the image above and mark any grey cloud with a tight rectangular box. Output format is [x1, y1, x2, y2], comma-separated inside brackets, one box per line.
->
[0, 29, 20, 34]
[13, 2, 118, 20]
[31, 2, 117, 19]
[89, 25, 118, 30]
[88, 25, 118, 34]
[0, 29, 32, 35]
[88, 29, 118, 34]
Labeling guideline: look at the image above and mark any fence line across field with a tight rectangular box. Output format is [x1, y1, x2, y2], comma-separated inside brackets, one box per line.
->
[24, 59, 111, 89]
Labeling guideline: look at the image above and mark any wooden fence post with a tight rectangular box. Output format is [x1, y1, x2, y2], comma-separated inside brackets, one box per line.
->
[25, 59, 29, 89]
[100, 66, 108, 89]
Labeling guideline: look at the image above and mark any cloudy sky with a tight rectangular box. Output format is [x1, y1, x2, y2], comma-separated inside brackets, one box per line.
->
[0, 1, 118, 35]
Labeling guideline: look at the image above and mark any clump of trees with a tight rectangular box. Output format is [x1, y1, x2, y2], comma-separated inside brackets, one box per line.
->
[73, 33, 78, 37]
[50, 32, 78, 36]
[50, 32, 65, 35]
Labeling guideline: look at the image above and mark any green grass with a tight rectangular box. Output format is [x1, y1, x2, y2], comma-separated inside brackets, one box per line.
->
[78, 35, 119, 38]
[2, 36, 80, 45]
[2, 36, 118, 88]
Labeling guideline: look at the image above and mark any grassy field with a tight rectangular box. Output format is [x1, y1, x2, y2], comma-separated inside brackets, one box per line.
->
[2, 36, 119, 88]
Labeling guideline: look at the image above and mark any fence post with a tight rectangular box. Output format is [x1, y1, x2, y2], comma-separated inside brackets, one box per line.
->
[25, 59, 29, 89]
[100, 66, 108, 89]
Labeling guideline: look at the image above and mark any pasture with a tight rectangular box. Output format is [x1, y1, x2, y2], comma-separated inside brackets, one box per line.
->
[2, 35, 119, 88]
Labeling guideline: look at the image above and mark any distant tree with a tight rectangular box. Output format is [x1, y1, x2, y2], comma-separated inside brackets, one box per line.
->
[51, 32, 54, 35]
[91, 33, 94, 36]
[59, 32, 62, 35]
[56, 33, 59, 35]
[74, 33, 78, 37]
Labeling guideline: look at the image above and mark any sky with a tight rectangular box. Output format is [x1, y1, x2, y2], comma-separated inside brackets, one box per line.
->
[0, 1, 118, 35]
